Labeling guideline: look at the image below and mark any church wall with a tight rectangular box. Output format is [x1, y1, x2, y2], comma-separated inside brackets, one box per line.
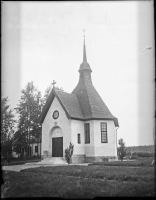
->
[71, 120, 85, 154]
[84, 120, 95, 157]
[93, 120, 117, 158]
[70, 120, 85, 163]
[42, 96, 71, 159]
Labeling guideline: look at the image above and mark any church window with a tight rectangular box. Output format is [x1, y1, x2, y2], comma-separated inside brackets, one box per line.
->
[35, 146, 38, 153]
[101, 122, 107, 143]
[85, 123, 90, 144]
[78, 134, 81, 144]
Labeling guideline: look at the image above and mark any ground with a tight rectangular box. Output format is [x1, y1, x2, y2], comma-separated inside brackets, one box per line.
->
[1, 157, 155, 198]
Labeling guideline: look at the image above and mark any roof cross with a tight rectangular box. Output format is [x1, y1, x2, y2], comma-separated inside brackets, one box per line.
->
[52, 80, 56, 88]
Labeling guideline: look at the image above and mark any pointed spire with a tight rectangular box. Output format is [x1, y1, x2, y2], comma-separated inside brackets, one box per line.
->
[79, 30, 92, 72]
[83, 37, 87, 62]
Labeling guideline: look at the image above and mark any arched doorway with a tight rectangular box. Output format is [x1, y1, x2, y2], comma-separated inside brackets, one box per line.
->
[49, 127, 63, 157]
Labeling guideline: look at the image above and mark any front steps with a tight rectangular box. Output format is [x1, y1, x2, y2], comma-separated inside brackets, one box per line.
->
[38, 157, 67, 165]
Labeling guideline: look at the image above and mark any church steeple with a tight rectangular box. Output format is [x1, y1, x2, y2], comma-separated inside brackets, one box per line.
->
[79, 35, 92, 73]
[71, 35, 119, 127]
[83, 38, 87, 62]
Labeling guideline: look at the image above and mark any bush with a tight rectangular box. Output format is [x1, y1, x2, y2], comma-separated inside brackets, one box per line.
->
[118, 138, 126, 161]
[126, 151, 154, 158]
[65, 142, 74, 165]
[102, 157, 109, 162]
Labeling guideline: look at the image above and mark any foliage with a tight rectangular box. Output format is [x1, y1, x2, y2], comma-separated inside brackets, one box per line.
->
[65, 142, 74, 165]
[42, 85, 52, 106]
[55, 86, 64, 91]
[1, 95, 16, 157]
[89, 157, 154, 167]
[12, 129, 27, 158]
[42, 84, 64, 106]
[15, 82, 42, 158]
[126, 151, 154, 158]
[118, 138, 126, 161]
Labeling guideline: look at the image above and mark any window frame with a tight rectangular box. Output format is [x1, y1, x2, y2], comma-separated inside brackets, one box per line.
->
[101, 122, 108, 143]
[35, 146, 38, 153]
[77, 133, 81, 144]
[84, 123, 90, 144]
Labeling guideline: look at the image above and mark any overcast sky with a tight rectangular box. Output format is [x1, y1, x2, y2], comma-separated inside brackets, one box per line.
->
[2, 1, 154, 146]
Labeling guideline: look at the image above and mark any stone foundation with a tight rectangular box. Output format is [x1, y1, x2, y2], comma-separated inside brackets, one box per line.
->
[41, 154, 117, 163]
[41, 155, 44, 160]
[42, 154, 54, 160]
[72, 155, 85, 164]
[85, 156, 117, 163]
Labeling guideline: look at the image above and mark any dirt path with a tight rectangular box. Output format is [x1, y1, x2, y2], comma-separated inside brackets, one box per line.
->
[2, 164, 60, 172]
[2, 163, 89, 172]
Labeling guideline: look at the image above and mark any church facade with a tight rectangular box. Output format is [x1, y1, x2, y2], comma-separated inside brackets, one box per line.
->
[39, 38, 119, 163]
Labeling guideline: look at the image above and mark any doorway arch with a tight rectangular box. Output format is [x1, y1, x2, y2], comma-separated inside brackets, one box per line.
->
[49, 126, 63, 157]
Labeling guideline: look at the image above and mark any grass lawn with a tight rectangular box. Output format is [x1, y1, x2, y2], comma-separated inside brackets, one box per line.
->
[2, 158, 155, 198]
[89, 157, 154, 167]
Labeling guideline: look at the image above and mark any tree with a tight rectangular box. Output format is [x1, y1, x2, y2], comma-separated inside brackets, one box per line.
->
[42, 85, 52, 105]
[118, 138, 126, 161]
[15, 82, 42, 159]
[55, 86, 64, 92]
[65, 142, 74, 165]
[12, 129, 27, 158]
[1, 95, 16, 157]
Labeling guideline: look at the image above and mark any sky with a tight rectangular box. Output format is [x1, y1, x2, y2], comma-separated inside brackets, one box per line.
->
[2, 1, 155, 146]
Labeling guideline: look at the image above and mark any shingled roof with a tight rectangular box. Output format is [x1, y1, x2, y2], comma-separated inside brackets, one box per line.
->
[39, 38, 119, 127]
[72, 38, 119, 127]
[55, 90, 84, 119]
[39, 89, 84, 123]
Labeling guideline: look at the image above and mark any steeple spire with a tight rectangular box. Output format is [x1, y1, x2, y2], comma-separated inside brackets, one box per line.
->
[79, 30, 92, 73]
[83, 29, 87, 62]
[83, 38, 87, 62]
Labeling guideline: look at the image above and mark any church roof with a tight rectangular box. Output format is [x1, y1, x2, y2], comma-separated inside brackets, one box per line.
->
[72, 78, 118, 119]
[39, 89, 85, 123]
[72, 38, 119, 127]
[39, 38, 119, 127]
[55, 89, 84, 119]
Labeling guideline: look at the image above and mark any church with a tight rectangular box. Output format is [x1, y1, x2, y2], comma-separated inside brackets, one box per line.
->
[39, 37, 119, 163]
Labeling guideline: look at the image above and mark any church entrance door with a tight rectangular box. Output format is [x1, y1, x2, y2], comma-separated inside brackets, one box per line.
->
[52, 137, 63, 157]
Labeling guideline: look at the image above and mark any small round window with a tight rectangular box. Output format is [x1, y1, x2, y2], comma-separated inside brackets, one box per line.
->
[53, 110, 59, 119]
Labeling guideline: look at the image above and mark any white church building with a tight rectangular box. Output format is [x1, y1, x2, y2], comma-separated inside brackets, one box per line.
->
[39, 38, 119, 163]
